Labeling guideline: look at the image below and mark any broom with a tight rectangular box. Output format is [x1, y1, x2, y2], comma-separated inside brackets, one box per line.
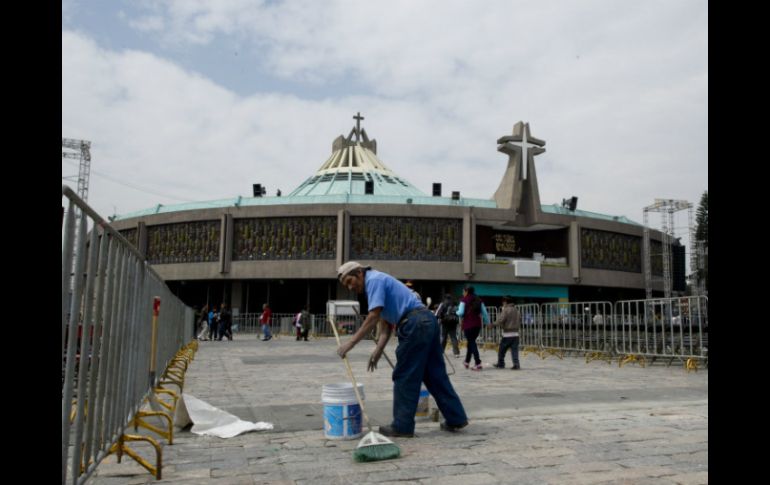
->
[328, 315, 401, 462]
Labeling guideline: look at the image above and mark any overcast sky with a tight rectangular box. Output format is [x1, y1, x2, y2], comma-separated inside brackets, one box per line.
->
[62, 0, 707, 251]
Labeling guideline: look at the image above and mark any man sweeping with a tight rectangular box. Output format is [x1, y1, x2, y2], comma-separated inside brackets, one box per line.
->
[336, 262, 468, 437]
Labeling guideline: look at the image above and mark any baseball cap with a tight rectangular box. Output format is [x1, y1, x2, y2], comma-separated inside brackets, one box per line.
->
[337, 261, 365, 281]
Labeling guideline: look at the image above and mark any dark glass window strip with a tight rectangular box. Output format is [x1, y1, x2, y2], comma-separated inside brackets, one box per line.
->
[350, 216, 462, 261]
[118, 228, 138, 250]
[146, 220, 220, 264]
[233, 217, 337, 261]
[580, 228, 644, 273]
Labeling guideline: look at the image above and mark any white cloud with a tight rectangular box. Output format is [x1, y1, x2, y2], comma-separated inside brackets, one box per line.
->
[128, 14, 165, 32]
[63, 0, 707, 255]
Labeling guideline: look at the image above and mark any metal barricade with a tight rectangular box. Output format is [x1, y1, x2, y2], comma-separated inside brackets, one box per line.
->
[517, 303, 542, 355]
[540, 302, 572, 358]
[539, 301, 613, 359]
[231, 312, 261, 335]
[62, 186, 193, 484]
[615, 296, 708, 370]
[477, 305, 500, 350]
[232, 312, 362, 339]
[580, 302, 614, 363]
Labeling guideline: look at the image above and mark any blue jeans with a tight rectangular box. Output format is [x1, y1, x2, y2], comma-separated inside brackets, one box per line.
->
[497, 336, 520, 367]
[463, 326, 481, 365]
[261, 323, 272, 339]
[392, 309, 468, 434]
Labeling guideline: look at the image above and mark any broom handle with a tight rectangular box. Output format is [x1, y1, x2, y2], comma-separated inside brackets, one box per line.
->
[329, 315, 373, 432]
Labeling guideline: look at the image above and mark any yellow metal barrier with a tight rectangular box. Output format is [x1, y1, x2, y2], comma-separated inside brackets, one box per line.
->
[109, 434, 163, 480]
[544, 348, 564, 360]
[133, 409, 174, 445]
[105, 339, 197, 480]
[481, 342, 498, 351]
[585, 351, 613, 365]
[521, 345, 547, 359]
[152, 387, 180, 413]
[619, 354, 647, 368]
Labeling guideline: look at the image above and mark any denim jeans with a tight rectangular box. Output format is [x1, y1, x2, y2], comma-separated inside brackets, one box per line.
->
[497, 336, 520, 367]
[463, 326, 482, 366]
[440, 322, 460, 356]
[261, 323, 272, 339]
[391, 308, 468, 434]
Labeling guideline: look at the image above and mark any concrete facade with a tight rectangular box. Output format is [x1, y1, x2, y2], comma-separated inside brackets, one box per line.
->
[111, 201, 661, 290]
[109, 119, 666, 308]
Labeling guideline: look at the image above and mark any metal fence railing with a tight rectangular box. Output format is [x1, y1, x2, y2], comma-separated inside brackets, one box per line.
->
[538, 301, 614, 358]
[614, 296, 708, 368]
[234, 298, 707, 371]
[232, 312, 362, 338]
[62, 186, 194, 485]
[272, 297, 708, 371]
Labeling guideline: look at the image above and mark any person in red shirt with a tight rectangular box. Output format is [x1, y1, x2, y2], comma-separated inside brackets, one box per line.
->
[259, 303, 273, 341]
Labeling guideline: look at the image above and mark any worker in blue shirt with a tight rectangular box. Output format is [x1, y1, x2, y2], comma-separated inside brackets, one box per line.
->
[336, 261, 468, 437]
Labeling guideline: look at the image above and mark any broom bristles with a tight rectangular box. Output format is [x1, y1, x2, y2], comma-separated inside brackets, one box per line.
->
[352, 431, 401, 462]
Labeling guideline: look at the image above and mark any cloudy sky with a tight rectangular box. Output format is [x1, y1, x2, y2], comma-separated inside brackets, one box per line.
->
[62, 0, 707, 248]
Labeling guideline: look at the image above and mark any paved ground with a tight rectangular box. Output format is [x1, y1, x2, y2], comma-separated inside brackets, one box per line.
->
[86, 333, 708, 484]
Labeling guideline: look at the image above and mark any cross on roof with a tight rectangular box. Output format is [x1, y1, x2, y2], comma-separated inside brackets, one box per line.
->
[497, 122, 545, 181]
[353, 112, 365, 141]
[354, 112, 364, 128]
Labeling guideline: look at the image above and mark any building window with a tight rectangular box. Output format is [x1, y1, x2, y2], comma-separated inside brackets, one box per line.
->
[580, 228, 644, 273]
[146, 221, 220, 264]
[118, 228, 138, 250]
[233, 217, 337, 261]
[350, 216, 462, 261]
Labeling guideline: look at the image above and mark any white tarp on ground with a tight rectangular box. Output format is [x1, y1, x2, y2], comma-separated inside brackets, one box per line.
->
[175, 394, 273, 438]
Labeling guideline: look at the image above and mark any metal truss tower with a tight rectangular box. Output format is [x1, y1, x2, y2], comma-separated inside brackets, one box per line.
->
[62, 138, 92, 202]
[643, 199, 693, 299]
[62, 138, 92, 294]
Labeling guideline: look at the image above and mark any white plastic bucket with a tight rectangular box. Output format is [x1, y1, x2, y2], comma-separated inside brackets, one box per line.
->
[322, 383, 365, 440]
[415, 385, 431, 417]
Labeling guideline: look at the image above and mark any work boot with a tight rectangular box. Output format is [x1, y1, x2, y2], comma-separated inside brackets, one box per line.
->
[378, 425, 415, 438]
[440, 421, 469, 432]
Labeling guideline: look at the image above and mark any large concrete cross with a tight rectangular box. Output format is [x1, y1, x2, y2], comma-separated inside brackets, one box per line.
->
[497, 122, 545, 181]
[353, 112, 364, 140]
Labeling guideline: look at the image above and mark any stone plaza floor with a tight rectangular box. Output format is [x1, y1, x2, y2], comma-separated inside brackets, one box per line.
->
[86, 333, 708, 484]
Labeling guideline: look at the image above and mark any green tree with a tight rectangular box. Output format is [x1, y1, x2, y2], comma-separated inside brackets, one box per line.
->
[695, 191, 708, 291]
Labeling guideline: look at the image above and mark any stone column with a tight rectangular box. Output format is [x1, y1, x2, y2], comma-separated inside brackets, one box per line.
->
[137, 221, 148, 258]
[336, 209, 349, 266]
[570, 221, 581, 283]
[463, 207, 475, 277]
[220, 214, 233, 274]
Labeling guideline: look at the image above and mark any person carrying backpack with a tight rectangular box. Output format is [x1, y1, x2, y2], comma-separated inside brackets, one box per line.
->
[436, 293, 461, 358]
[299, 306, 310, 341]
[457, 286, 490, 371]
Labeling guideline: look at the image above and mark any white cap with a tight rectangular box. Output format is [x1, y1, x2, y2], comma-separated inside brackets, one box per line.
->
[337, 261, 365, 281]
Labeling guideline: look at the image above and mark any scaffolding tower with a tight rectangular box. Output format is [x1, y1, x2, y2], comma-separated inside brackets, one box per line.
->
[643, 198, 693, 299]
[62, 138, 92, 295]
[62, 138, 92, 202]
